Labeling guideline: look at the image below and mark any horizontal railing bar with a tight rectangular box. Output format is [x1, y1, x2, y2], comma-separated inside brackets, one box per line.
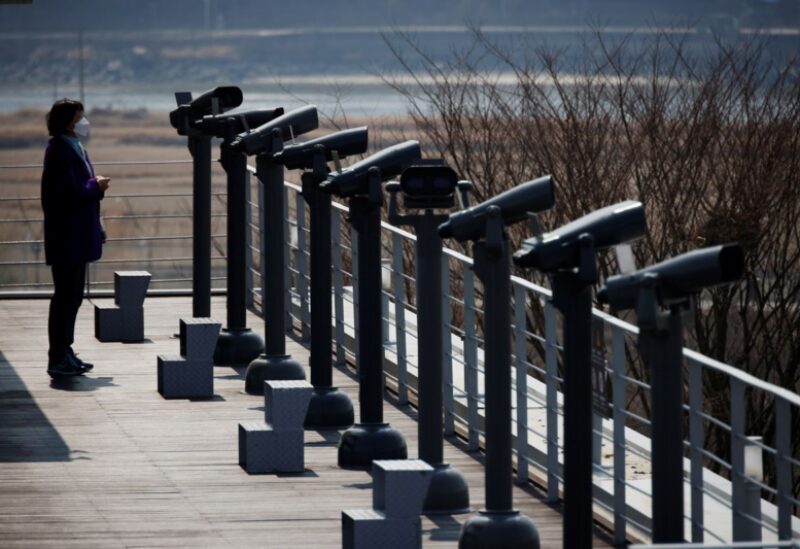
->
[0, 192, 228, 201]
[0, 160, 192, 169]
[0, 287, 226, 299]
[631, 541, 798, 548]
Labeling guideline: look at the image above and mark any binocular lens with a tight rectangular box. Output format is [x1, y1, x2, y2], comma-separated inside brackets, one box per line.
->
[432, 176, 455, 192]
[404, 177, 425, 193]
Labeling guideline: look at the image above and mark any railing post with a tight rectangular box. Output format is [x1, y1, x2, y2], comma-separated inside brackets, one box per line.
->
[730, 377, 748, 541]
[689, 360, 705, 542]
[741, 436, 764, 542]
[544, 300, 559, 503]
[391, 232, 408, 405]
[256, 167, 267, 317]
[295, 192, 310, 342]
[611, 323, 627, 545]
[331, 212, 346, 367]
[463, 266, 480, 452]
[283, 184, 292, 330]
[350, 224, 359, 359]
[514, 283, 529, 485]
[441, 253, 455, 436]
[381, 258, 392, 345]
[244, 169, 254, 310]
[775, 397, 793, 540]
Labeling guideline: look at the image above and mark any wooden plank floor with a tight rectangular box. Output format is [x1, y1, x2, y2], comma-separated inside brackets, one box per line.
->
[0, 296, 613, 548]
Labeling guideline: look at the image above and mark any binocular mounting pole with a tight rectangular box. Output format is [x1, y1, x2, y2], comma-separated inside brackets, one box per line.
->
[299, 147, 354, 428]
[337, 169, 407, 468]
[214, 129, 264, 366]
[459, 207, 539, 549]
[244, 128, 305, 394]
[187, 134, 212, 318]
[635, 276, 686, 543]
[549, 234, 598, 549]
[387, 190, 469, 514]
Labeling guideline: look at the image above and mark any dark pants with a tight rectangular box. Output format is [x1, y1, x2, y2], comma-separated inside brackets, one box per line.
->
[48, 262, 86, 363]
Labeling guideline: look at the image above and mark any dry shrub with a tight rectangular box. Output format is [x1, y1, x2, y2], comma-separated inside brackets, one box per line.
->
[384, 27, 800, 500]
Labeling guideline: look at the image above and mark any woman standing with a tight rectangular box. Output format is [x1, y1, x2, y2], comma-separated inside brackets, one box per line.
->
[41, 99, 110, 377]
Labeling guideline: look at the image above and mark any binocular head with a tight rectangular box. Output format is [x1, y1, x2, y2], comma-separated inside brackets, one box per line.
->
[597, 243, 744, 309]
[319, 140, 422, 197]
[396, 165, 459, 209]
[513, 200, 647, 271]
[438, 175, 555, 242]
[169, 86, 243, 135]
[193, 107, 285, 139]
[273, 126, 369, 170]
[229, 105, 320, 156]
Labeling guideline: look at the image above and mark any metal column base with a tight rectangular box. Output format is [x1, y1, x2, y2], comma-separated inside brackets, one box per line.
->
[459, 510, 540, 549]
[423, 463, 471, 515]
[213, 328, 264, 367]
[304, 386, 355, 430]
[338, 422, 408, 469]
[244, 353, 306, 395]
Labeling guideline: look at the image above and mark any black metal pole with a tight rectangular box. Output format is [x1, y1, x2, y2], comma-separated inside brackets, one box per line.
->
[222, 145, 247, 331]
[552, 271, 594, 549]
[474, 238, 513, 512]
[259, 154, 286, 354]
[337, 173, 407, 468]
[639, 305, 685, 542]
[302, 163, 354, 429]
[307, 171, 332, 387]
[244, 146, 305, 394]
[414, 212, 469, 513]
[416, 213, 444, 464]
[354, 196, 383, 423]
[214, 141, 263, 367]
[189, 134, 212, 318]
[459, 209, 539, 548]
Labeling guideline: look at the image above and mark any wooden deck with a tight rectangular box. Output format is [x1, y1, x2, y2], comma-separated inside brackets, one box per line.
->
[0, 296, 613, 548]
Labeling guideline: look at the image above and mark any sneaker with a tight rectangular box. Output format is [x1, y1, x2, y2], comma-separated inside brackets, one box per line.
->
[47, 356, 86, 378]
[67, 349, 94, 372]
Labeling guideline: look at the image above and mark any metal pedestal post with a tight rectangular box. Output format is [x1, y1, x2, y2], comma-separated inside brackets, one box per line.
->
[459, 211, 539, 549]
[188, 134, 212, 318]
[638, 299, 685, 543]
[338, 181, 407, 468]
[244, 151, 305, 394]
[409, 212, 469, 513]
[552, 270, 594, 549]
[300, 162, 354, 428]
[214, 143, 264, 366]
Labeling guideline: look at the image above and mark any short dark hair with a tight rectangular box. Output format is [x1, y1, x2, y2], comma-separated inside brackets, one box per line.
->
[46, 98, 84, 136]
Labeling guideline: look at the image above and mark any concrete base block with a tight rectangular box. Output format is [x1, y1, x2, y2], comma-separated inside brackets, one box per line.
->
[94, 304, 144, 342]
[341, 510, 421, 549]
[372, 459, 434, 518]
[179, 318, 221, 360]
[94, 303, 123, 342]
[114, 270, 151, 307]
[264, 380, 313, 430]
[238, 422, 304, 474]
[120, 306, 144, 342]
[157, 355, 213, 399]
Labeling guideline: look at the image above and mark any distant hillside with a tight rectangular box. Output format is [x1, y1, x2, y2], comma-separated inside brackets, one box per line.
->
[0, 0, 797, 32]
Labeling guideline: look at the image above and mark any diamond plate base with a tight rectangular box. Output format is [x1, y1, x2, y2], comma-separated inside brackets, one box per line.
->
[341, 509, 421, 549]
[238, 422, 304, 474]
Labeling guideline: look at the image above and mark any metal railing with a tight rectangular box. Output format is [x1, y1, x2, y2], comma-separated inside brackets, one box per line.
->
[2, 158, 798, 545]
[0, 159, 228, 296]
[248, 172, 800, 546]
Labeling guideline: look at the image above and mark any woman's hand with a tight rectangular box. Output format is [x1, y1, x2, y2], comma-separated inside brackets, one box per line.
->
[96, 176, 111, 192]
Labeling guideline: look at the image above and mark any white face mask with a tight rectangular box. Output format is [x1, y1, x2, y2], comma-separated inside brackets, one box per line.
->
[74, 116, 90, 137]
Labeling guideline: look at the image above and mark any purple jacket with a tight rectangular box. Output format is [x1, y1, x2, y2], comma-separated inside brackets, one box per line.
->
[41, 136, 104, 265]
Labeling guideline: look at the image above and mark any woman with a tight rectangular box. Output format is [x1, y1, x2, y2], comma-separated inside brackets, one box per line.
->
[41, 99, 110, 377]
